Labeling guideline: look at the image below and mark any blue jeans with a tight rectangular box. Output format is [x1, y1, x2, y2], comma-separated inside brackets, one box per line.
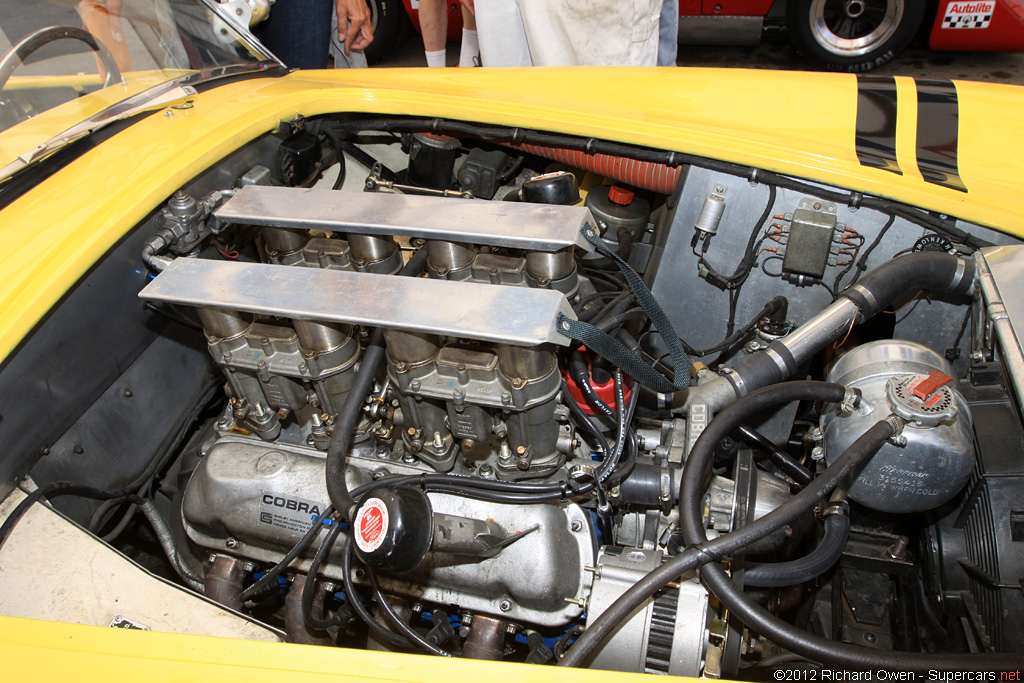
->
[658, 0, 679, 67]
[254, 0, 333, 69]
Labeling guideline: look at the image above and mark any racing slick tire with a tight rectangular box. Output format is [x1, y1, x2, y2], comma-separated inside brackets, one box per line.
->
[363, 0, 407, 65]
[786, 0, 926, 72]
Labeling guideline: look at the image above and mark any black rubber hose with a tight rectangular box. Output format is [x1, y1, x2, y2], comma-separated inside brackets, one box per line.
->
[734, 423, 813, 488]
[559, 388, 895, 668]
[342, 542, 412, 650]
[23, 377, 220, 549]
[744, 509, 850, 588]
[725, 253, 976, 400]
[0, 485, 142, 552]
[301, 521, 343, 630]
[325, 248, 428, 521]
[594, 307, 646, 332]
[366, 567, 454, 657]
[844, 251, 974, 320]
[590, 291, 635, 328]
[325, 327, 383, 521]
[690, 296, 788, 358]
[675, 383, 1024, 671]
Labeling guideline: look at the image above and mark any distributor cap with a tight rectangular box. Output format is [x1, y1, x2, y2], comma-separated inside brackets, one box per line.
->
[885, 370, 958, 428]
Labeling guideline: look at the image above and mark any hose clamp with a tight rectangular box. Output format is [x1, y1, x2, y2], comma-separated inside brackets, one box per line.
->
[822, 502, 850, 518]
[693, 544, 721, 567]
[952, 257, 971, 293]
[847, 283, 878, 314]
[719, 366, 746, 396]
[840, 387, 862, 413]
[763, 346, 792, 377]
[885, 414, 907, 436]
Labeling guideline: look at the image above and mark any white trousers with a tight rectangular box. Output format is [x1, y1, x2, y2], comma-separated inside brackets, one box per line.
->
[475, 0, 662, 67]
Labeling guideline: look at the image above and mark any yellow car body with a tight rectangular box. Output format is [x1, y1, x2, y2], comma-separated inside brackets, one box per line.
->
[1, 41, 1023, 680]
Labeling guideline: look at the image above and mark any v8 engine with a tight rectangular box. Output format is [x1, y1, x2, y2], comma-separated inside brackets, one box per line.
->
[6, 115, 1023, 677]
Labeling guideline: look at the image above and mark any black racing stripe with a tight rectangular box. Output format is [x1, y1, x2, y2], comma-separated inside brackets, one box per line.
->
[915, 78, 966, 193]
[855, 75, 902, 175]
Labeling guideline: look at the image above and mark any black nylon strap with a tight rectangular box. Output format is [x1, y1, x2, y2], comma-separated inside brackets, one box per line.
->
[557, 226, 692, 393]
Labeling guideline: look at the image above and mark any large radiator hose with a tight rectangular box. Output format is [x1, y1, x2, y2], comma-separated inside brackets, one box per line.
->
[695, 252, 975, 409]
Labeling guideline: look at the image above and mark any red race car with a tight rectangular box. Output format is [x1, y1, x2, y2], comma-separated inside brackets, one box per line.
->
[365, 0, 1024, 71]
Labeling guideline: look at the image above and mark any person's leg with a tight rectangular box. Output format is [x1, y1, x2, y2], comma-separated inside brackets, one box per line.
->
[458, 7, 479, 66]
[254, 0, 333, 69]
[419, 0, 448, 66]
[657, 0, 678, 66]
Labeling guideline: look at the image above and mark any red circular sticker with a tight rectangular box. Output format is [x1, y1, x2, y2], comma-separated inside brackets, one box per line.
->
[354, 498, 389, 553]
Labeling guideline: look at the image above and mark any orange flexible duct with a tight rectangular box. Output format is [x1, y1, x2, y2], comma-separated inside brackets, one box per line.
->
[512, 143, 683, 194]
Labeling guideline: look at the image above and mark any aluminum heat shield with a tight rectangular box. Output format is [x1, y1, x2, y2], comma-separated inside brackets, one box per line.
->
[214, 186, 596, 253]
[139, 258, 576, 347]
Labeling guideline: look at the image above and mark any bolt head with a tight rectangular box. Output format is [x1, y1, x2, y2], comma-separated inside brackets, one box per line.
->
[499, 600, 512, 612]
[570, 520, 583, 532]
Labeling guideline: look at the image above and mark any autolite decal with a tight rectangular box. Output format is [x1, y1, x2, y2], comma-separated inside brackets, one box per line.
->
[942, 1, 995, 29]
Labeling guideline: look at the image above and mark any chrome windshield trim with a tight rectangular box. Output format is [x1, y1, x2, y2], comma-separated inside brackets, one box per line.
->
[0, 61, 284, 184]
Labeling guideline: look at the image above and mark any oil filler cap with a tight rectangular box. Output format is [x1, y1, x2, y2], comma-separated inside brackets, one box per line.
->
[885, 371, 958, 428]
[352, 487, 433, 573]
[607, 185, 634, 205]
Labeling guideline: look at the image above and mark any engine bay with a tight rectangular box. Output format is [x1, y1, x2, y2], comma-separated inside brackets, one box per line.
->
[2, 113, 1023, 675]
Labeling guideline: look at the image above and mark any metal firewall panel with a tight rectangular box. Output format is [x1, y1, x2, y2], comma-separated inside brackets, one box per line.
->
[648, 167, 1016, 375]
